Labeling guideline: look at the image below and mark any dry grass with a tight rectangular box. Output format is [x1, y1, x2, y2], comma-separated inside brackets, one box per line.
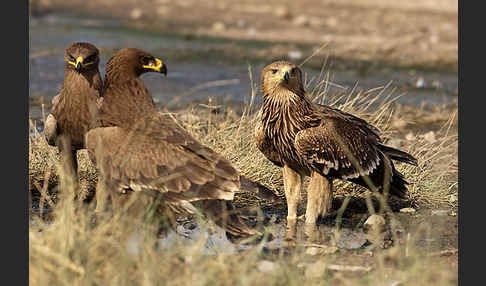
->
[29, 68, 458, 285]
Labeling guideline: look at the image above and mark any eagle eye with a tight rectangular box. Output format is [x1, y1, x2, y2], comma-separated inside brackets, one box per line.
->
[141, 55, 152, 65]
[85, 54, 96, 63]
[271, 69, 278, 74]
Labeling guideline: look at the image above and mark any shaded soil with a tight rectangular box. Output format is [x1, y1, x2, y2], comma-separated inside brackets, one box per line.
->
[31, 0, 457, 72]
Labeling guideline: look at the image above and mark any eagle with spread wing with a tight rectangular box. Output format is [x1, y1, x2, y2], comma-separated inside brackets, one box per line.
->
[44, 42, 102, 182]
[86, 48, 259, 239]
[255, 61, 417, 234]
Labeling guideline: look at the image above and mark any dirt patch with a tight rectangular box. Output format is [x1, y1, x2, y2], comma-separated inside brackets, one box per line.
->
[31, 0, 457, 72]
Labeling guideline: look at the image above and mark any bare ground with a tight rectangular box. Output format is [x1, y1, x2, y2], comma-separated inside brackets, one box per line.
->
[31, 0, 457, 72]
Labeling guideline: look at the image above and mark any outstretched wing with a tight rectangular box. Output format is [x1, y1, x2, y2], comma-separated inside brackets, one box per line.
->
[294, 116, 382, 180]
[86, 112, 239, 202]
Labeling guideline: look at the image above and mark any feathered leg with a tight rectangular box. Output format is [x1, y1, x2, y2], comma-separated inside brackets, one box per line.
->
[305, 171, 333, 225]
[304, 172, 333, 241]
[282, 165, 302, 239]
[94, 177, 109, 213]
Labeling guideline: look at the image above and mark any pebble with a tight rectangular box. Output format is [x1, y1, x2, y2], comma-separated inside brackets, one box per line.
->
[288, 50, 303, 61]
[423, 131, 436, 143]
[247, 28, 257, 35]
[130, 8, 143, 20]
[363, 214, 386, 233]
[415, 77, 426, 88]
[405, 132, 416, 141]
[293, 15, 310, 26]
[399, 207, 416, 214]
[257, 260, 276, 273]
[305, 245, 338, 256]
[274, 6, 291, 19]
[212, 22, 226, 31]
[449, 194, 458, 203]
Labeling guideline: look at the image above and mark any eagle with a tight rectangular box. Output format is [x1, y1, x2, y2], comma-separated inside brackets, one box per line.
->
[85, 48, 259, 239]
[44, 42, 102, 182]
[255, 61, 417, 235]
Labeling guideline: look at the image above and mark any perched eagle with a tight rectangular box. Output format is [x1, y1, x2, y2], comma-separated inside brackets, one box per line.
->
[44, 42, 102, 180]
[86, 48, 259, 239]
[255, 61, 417, 231]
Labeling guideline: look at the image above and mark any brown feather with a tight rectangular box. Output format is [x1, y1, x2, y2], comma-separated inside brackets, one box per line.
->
[87, 48, 257, 238]
[48, 42, 102, 151]
[256, 61, 417, 198]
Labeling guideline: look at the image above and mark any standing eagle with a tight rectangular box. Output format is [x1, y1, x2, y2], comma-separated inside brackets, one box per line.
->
[44, 42, 102, 182]
[255, 61, 417, 233]
[85, 48, 259, 239]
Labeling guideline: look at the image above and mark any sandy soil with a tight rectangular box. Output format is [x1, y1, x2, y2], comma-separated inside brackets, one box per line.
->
[31, 0, 457, 71]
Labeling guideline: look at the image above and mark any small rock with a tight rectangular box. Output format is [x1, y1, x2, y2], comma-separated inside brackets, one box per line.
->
[415, 77, 425, 88]
[274, 6, 291, 19]
[305, 245, 338, 256]
[363, 214, 386, 233]
[449, 194, 458, 203]
[390, 280, 404, 286]
[247, 28, 257, 35]
[306, 247, 321, 256]
[430, 34, 440, 44]
[423, 131, 436, 143]
[431, 210, 448, 216]
[405, 132, 416, 141]
[130, 8, 143, 20]
[257, 260, 276, 273]
[392, 119, 407, 129]
[400, 207, 416, 214]
[288, 50, 303, 61]
[293, 15, 310, 26]
[212, 21, 226, 31]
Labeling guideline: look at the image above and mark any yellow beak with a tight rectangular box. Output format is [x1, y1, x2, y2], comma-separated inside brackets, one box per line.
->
[69, 56, 84, 70]
[143, 58, 162, 72]
[274, 67, 291, 82]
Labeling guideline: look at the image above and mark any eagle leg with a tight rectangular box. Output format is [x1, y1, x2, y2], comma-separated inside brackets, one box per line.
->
[94, 177, 110, 213]
[282, 165, 302, 239]
[305, 171, 333, 226]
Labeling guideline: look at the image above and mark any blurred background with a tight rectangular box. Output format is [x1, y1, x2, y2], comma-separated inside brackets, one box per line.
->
[29, 0, 457, 121]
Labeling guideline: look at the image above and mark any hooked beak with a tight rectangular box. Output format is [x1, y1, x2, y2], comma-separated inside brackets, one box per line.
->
[283, 71, 290, 83]
[143, 58, 167, 76]
[69, 56, 84, 72]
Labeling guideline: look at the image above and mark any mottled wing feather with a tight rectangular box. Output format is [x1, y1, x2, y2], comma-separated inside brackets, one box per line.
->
[86, 113, 239, 201]
[254, 120, 282, 167]
[294, 116, 381, 180]
[316, 104, 382, 139]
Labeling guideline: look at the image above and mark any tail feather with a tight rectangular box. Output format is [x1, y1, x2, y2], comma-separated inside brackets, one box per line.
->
[389, 167, 409, 199]
[379, 144, 418, 166]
